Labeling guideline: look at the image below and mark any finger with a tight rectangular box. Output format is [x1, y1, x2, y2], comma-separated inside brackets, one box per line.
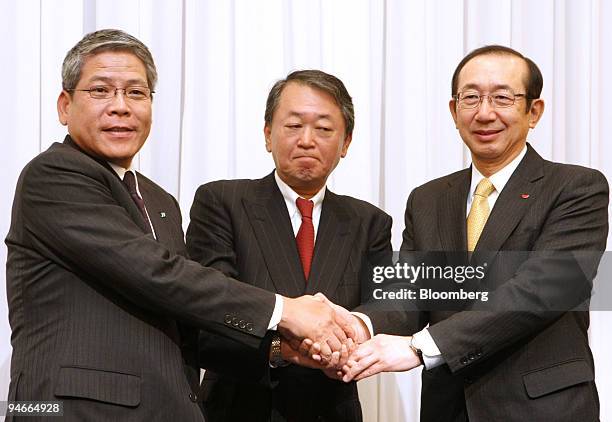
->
[337, 343, 349, 367]
[325, 350, 340, 368]
[325, 329, 343, 354]
[319, 342, 333, 362]
[354, 361, 386, 381]
[298, 338, 314, 356]
[343, 354, 377, 382]
[331, 324, 348, 345]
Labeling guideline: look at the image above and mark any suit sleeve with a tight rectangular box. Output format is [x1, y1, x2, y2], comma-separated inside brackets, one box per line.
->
[427, 169, 609, 373]
[351, 199, 428, 336]
[186, 182, 274, 382]
[19, 150, 275, 349]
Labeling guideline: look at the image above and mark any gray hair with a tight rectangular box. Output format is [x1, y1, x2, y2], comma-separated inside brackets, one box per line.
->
[62, 29, 157, 92]
[264, 70, 354, 137]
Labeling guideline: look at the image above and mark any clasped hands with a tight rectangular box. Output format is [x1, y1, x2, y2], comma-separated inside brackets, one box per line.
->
[278, 293, 422, 382]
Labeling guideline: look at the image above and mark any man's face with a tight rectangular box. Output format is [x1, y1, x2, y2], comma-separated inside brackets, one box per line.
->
[264, 82, 352, 196]
[57, 51, 152, 168]
[449, 54, 544, 174]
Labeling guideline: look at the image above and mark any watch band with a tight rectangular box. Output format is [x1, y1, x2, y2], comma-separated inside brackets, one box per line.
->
[409, 336, 425, 366]
[270, 333, 289, 368]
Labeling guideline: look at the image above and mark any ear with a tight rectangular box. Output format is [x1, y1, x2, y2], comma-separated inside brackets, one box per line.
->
[340, 133, 352, 158]
[263, 125, 272, 152]
[57, 90, 71, 126]
[528, 99, 545, 128]
[449, 99, 459, 128]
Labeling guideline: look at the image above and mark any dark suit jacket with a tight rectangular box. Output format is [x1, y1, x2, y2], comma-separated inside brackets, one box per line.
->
[5, 136, 276, 421]
[367, 145, 608, 422]
[186, 172, 392, 422]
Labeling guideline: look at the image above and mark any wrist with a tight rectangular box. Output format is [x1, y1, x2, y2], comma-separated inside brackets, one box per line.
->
[408, 336, 424, 366]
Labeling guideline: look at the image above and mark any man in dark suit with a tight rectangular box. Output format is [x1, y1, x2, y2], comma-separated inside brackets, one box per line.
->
[342, 45, 609, 422]
[186, 70, 392, 422]
[5, 30, 353, 422]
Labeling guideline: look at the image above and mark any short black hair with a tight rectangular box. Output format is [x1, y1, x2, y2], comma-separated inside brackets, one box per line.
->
[451, 45, 543, 110]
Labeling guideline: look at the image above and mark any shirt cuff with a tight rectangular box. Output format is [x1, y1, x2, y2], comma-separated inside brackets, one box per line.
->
[268, 294, 283, 330]
[350, 312, 374, 340]
[412, 328, 444, 369]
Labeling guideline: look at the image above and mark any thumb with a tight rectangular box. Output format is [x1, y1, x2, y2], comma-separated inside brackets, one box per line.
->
[314, 292, 330, 303]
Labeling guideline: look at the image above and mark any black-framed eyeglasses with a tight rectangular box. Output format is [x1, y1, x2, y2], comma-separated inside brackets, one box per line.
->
[454, 90, 528, 109]
[67, 85, 154, 101]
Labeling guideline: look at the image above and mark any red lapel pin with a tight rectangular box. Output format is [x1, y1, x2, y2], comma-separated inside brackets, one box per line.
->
[521, 194, 530, 199]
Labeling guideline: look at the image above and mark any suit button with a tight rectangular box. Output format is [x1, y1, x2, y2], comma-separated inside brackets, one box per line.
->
[189, 392, 198, 402]
[476, 349, 483, 357]
[246, 323, 253, 332]
[224, 314, 232, 324]
[232, 317, 239, 326]
[460, 357, 469, 365]
[239, 320, 247, 329]
[468, 353, 476, 361]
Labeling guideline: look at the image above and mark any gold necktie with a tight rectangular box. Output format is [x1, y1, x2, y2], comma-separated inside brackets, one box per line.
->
[467, 178, 495, 251]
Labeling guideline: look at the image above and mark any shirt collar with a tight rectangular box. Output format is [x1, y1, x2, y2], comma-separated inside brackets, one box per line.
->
[470, 145, 527, 196]
[274, 171, 326, 215]
[108, 162, 142, 195]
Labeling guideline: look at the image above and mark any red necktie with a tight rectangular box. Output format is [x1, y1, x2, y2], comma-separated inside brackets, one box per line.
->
[296, 198, 315, 280]
[123, 171, 153, 234]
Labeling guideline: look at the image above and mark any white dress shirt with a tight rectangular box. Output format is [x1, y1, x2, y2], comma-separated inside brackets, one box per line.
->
[267, 171, 328, 330]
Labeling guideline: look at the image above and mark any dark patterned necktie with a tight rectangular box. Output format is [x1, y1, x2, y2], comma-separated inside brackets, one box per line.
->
[295, 198, 315, 281]
[123, 171, 153, 234]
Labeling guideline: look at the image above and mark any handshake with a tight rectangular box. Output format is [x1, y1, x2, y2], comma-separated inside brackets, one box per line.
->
[277, 293, 423, 382]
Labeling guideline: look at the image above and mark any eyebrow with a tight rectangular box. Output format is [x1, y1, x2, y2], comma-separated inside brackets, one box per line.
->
[85, 76, 148, 86]
[460, 83, 515, 91]
[286, 111, 332, 120]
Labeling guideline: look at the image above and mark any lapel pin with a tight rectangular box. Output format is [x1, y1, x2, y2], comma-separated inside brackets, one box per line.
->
[159, 212, 166, 218]
[520, 194, 530, 199]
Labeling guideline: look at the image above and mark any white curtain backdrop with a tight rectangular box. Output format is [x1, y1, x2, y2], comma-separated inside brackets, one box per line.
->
[1, 1, 611, 421]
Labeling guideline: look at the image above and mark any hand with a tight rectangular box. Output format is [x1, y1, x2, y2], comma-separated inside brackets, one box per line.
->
[280, 337, 346, 380]
[279, 295, 353, 360]
[299, 293, 370, 364]
[341, 334, 422, 382]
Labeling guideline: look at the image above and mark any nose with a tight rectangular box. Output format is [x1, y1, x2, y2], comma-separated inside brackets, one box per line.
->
[297, 126, 315, 148]
[107, 89, 130, 116]
[474, 95, 496, 121]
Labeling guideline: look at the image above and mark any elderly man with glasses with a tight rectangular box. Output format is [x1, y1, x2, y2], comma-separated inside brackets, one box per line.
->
[5, 29, 355, 422]
[341, 45, 608, 422]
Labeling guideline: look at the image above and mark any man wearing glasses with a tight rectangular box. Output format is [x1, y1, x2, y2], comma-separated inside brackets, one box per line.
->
[342, 45, 608, 421]
[5, 29, 353, 421]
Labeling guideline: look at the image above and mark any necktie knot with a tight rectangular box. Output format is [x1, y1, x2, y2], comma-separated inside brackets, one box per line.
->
[296, 197, 314, 219]
[474, 178, 495, 198]
[123, 171, 138, 195]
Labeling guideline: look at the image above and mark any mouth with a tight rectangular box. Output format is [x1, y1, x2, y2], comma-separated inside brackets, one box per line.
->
[294, 156, 318, 162]
[102, 126, 135, 133]
[473, 129, 503, 141]
[101, 126, 137, 139]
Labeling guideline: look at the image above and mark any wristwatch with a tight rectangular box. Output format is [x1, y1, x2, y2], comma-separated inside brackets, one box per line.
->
[409, 336, 425, 366]
[270, 333, 289, 368]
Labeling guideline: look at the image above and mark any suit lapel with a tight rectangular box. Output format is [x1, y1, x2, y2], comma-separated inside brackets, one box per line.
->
[139, 179, 171, 243]
[438, 169, 471, 253]
[63, 135, 151, 235]
[305, 190, 356, 297]
[243, 173, 306, 297]
[475, 145, 544, 253]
